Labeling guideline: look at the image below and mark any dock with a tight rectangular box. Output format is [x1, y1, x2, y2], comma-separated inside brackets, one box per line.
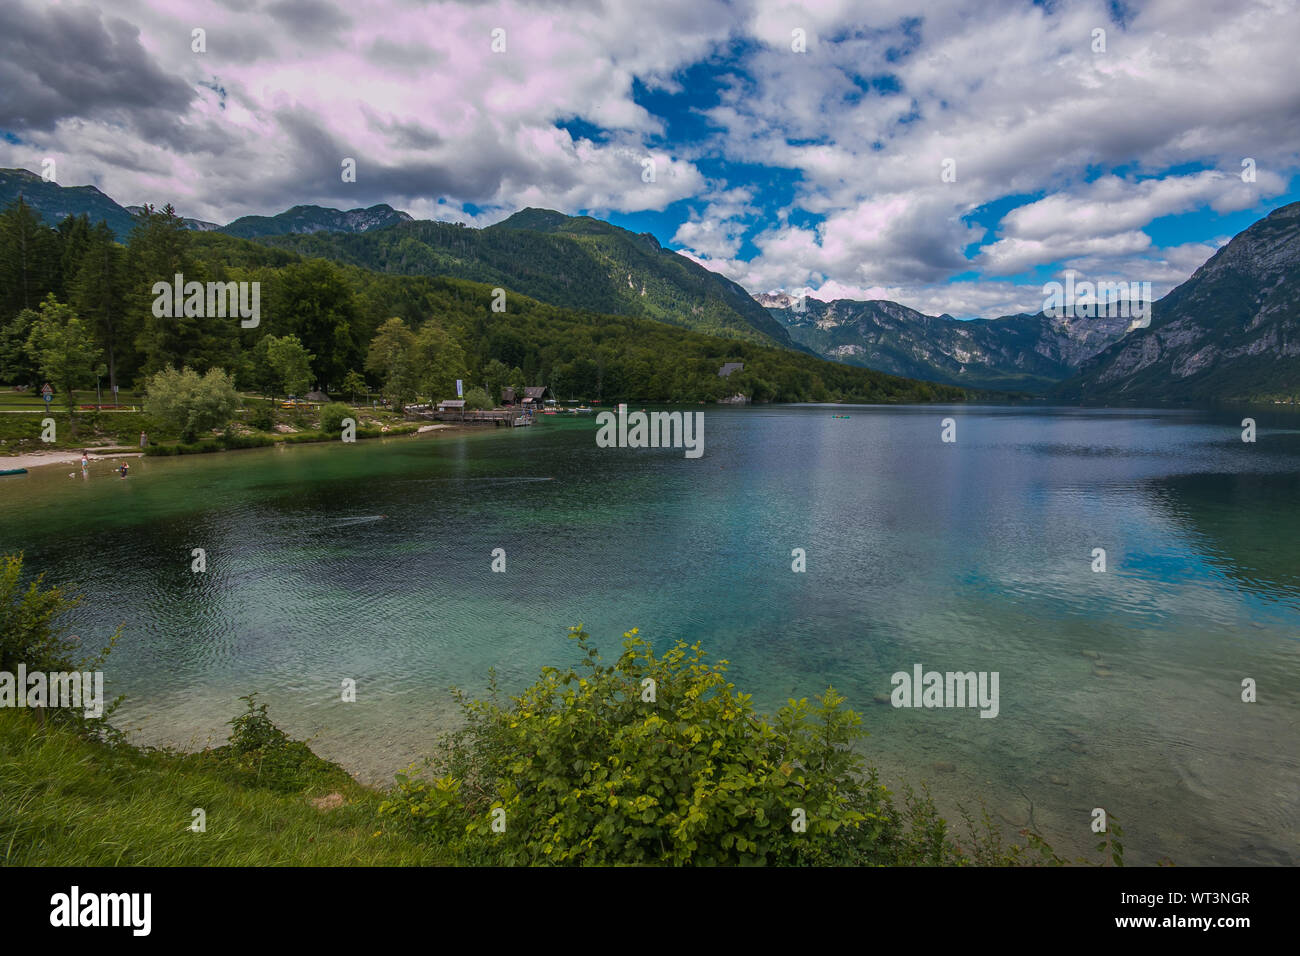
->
[405, 405, 533, 427]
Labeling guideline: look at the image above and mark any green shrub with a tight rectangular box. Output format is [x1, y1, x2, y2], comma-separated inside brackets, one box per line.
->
[246, 402, 275, 432]
[205, 694, 349, 794]
[463, 386, 493, 410]
[379, 627, 1113, 867]
[143, 366, 241, 443]
[382, 627, 940, 865]
[318, 402, 355, 435]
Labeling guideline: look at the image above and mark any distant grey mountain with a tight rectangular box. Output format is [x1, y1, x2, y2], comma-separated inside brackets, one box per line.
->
[220, 203, 414, 238]
[0, 168, 413, 241]
[1057, 201, 1300, 403]
[757, 292, 1131, 393]
[124, 205, 221, 232]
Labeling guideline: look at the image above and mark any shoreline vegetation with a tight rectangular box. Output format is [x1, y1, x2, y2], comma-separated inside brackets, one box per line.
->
[0, 197, 974, 471]
[1, 553, 1130, 867]
[0, 385, 469, 466]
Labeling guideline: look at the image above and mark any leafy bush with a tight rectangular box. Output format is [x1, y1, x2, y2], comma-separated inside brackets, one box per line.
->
[382, 627, 953, 865]
[246, 401, 275, 432]
[209, 694, 348, 794]
[144, 365, 241, 443]
[380, 627, 1119, 867]
[318, 402, 354, 434]
[462, 386, 493, 410]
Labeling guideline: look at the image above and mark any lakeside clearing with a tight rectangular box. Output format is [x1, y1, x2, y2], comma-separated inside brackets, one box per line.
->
[0, 385, 475, 465]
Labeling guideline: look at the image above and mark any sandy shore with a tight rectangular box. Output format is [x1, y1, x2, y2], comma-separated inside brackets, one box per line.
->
[1, 449, 142, 471]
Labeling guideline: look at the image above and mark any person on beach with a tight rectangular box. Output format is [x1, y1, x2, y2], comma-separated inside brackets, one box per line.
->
[81, 452, 89, 472]
[139, 431, 148, 449]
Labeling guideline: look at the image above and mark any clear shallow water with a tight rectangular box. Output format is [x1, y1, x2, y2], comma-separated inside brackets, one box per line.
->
[1, 404, 1297, 865]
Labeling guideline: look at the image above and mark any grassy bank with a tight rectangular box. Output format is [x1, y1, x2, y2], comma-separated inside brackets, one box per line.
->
[1, 388, 417, 457]
[0, 409, 162, 453]
[143, 422, 423, 456]
[0, 706, 441, 866]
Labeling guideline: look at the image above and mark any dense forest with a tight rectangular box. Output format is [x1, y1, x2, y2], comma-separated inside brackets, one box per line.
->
[250, 209, 798, 347]
[0, 197, 970, 407]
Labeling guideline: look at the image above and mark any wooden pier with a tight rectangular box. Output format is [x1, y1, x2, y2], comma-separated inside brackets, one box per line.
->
[406, 405, 533, 427]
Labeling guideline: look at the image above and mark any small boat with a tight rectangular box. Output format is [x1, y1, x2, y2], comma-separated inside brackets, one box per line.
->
[574, 405, 593, 414]
[0, 467, 28, 476]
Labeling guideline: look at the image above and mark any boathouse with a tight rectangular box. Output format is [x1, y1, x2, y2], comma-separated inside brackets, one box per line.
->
[437, 398, 466, 421]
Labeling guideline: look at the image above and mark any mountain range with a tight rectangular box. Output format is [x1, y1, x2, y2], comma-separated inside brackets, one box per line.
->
[755, 294, 1132, 393]
[0, 168, 413, 241]
[2, 165, 1295, 403]
[0, 168, 793, 349]
[251, 209, 796, 348]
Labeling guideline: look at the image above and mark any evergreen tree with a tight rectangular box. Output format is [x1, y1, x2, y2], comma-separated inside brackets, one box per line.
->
[128, 203, 201, 377]
[0, 198, 61, 321]
[56, 213, 92, 299]
[0, 308, 39, 386]
[70, 222, 131, 392]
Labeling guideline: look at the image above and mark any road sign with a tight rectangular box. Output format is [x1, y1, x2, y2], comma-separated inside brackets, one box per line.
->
[42, 392, 52, 404]
[112, 385, 119, 396]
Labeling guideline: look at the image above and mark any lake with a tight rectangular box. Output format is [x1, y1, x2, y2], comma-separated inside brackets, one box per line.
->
[1, 403, 1297, 865]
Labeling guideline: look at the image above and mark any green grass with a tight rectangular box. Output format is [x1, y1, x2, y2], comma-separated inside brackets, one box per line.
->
[0, 411, 164, 453]
[0, 709, 445, 866]
[0, 392, 415, 456]
[0, 387, 146, 411]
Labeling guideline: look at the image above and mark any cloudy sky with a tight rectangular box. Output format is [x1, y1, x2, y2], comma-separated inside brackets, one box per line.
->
[2, 0, 1298, 316]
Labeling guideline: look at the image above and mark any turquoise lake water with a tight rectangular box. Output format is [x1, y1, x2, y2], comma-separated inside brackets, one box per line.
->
[1, 403, 1297, 865]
